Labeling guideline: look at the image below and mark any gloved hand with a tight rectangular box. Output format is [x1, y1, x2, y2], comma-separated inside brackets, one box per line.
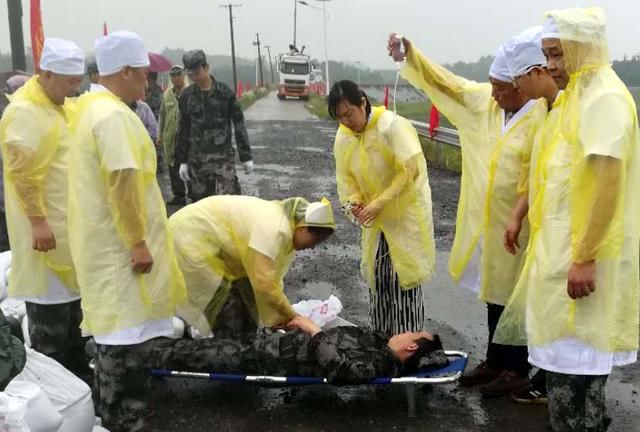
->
[243, 160, 254, 174]
[179, 163, 190, 182]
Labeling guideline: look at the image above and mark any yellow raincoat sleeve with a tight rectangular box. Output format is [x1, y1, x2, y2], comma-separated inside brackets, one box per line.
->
[334, 131, 364, 205]
[369, 117, 421, 211]
[401, 44, 489, 128]
[242, 249, 296, 326]
[1, 104, 57, 217]
[516, 119, 540, 197]
[571, 93, 629, 262]
[94, 111, 147, 248]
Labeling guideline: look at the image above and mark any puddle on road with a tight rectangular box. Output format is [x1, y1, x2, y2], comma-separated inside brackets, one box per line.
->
[257, 163, 298, 174]
[294, 146, 325, 153]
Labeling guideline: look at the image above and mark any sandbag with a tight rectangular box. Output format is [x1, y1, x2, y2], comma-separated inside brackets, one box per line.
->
[11, 348, 95, 432]
[2, 380, 64, 432]
[0, 250, 11, 302]
[1, 298, 26, 322]
[20, 314, 30, 348]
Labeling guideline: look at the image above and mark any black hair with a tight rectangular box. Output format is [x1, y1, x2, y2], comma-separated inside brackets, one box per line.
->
[307, 226, 335, 240]
[327, 80, 372, 120]
[402, 335, 448, 374]
[148, 72, 158, 80]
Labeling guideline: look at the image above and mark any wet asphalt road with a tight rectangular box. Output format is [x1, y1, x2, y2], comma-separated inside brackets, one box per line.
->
[147, 93, 639, 432]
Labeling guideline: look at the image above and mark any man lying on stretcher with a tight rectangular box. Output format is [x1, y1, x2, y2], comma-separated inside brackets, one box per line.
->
[124, 315, 448, 385]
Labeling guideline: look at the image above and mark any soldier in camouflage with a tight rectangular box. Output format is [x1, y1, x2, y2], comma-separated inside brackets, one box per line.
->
[176, 49, 253, 200]
[0, 309, 26, 390]
[95, 315, 447, 432]
[145, 72, 163, 121]
[24, 300, 89, 376]
[546, 372, 610, 432]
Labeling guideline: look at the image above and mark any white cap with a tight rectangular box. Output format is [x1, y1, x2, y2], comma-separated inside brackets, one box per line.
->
[505, 26, 546, 78]
[6, 75, 29, 93]
[541, 16, 560, 40]
[95, 31, 150, 76]
[39, 38, 85, 76]
[305, 198, 335, 229]
[489, 45, 512, 83]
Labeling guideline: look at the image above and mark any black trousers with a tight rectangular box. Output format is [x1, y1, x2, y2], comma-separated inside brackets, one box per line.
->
[168, 163, 186, 200]
[486, 303, 530, 376]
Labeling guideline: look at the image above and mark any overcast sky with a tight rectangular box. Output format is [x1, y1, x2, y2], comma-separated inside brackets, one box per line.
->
[1, 0, 639, 69]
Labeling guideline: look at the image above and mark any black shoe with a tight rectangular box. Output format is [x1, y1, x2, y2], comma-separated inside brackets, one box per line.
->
[167, 197, 186, 206]
[511, 385, 548, 404]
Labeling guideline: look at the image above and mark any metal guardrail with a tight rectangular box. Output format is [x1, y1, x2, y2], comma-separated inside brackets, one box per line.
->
[409, 120, 461, 148]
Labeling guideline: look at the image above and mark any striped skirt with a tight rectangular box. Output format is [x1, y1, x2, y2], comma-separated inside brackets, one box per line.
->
[369, 233, 428, 336]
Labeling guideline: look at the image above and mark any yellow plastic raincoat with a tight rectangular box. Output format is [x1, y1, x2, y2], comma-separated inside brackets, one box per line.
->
[67, 90, 186, 336]
[333, 106, 435, 289]
[159, 87, 180, 166]
[0, 76, 77, 298]
[402, 46, 546, 304]
[170, 196, 334, 334]
[498, 8, 640, 352]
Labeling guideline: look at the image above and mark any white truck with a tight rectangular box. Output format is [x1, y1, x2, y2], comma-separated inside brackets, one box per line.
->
[277, 52, 312, 100]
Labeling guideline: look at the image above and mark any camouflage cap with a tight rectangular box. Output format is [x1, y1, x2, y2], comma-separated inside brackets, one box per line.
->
[182, 49, 207, 74]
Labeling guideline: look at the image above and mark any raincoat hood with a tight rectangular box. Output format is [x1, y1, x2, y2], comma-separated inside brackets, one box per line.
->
[280, 197, 336, 230]
[544, 7, 609, 76]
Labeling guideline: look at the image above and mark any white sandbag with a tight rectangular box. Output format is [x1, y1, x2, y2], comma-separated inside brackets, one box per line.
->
[12, 348, 95, 432]
[2, 380, 64, 432]
[0, 250, 11, 302]
[292, 295, 343, 328]
[0, 298, 26, 322]
[21, 314, 30, 348]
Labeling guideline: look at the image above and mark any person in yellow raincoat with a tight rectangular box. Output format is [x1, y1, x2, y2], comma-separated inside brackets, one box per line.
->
[170, 195, 335, 336]
[330, 80, 435, 337]
[390, 34, 547, 395]
[495, 25, 563, 405]
[499, 8, 639, 431]
[67, 31, 187, 432]
[0, 39, 86, 375]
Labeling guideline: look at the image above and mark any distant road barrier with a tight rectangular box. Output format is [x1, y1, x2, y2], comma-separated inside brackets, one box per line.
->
[409, 120, 461, 148]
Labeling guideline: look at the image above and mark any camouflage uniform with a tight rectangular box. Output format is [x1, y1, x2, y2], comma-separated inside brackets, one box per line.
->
[145, 80, 163, 121]
[95, 326, 447, 431]
[546, 372, 609, 432]
[0, 309, 26, 390]
[24, 300, 89, 376]
[175, 77, 252, 201]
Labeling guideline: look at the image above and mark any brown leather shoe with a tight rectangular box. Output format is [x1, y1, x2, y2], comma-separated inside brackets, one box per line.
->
[480, 370, 530, 397]
[458, 360, 503, 387]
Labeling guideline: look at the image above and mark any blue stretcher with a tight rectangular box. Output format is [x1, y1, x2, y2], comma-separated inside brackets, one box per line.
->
[151, 350, 468, 418]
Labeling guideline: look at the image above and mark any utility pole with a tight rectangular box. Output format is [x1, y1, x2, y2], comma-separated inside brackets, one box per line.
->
[220, 3, 241, 95]
[264, 45, 275, 84]
[253, 33, 264, 87]
[321, 0, 330, 95]
[7, 0, 27, 71]
[293, 0, 297, 48]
